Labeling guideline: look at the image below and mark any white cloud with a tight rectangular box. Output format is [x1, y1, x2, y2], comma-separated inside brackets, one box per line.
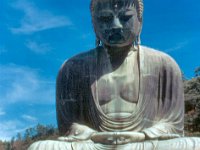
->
[164, 41, 188, 53]
[0, 112, 5, 116]
[0, 64, 56, 141]
[22, 114, 37, 122]
[26, 41, 51, 54]
[10, 0, 72, 34]
[0, 64, 55, 104]
[0, 108, 6, 116]
[0, 120, 25, 141]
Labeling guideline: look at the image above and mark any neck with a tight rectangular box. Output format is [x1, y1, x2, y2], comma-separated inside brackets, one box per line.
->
[103, 44, 138, 70]
[104, 44, 132, 58]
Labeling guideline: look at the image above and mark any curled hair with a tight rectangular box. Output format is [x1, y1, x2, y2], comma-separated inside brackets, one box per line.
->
[90, 0, 144, 22]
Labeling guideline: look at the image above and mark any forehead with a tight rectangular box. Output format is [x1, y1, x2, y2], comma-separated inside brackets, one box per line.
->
[93, 0, 136, 11]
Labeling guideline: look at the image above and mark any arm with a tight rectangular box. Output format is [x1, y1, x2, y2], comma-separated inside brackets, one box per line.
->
[56, 59, 97, 141]
[142, 55, 184, 140]
[56, 60, 80, 134]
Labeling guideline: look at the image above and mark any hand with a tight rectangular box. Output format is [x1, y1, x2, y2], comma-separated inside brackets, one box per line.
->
[58, 123, 96, 142]
[158, 134, 180, 140]
[91, 131, 145, 145]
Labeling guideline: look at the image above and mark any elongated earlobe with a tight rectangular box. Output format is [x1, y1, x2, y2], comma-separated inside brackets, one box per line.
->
[136, 35, 141, 45]
[95, 37, 100, 47]
[133, 34, 141, 47]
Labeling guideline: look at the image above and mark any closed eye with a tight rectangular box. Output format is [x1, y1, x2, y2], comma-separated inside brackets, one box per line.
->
[98, 15, 113, 23]
[119, 15, 133, 22]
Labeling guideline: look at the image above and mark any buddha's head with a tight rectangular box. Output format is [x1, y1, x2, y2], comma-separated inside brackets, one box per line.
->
[91, 0, 143, 47]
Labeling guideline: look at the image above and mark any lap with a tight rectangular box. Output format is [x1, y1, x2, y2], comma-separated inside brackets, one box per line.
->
[28, 137, 200, 150]
[156, 137, 200, 150]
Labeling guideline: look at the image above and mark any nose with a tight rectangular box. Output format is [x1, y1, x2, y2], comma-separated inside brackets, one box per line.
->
[112, 16, 122, 30]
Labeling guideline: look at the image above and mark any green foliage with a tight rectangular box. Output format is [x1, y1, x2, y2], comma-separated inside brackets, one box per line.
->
[184, 76, 200, 133]
[16, 133, 21, 141]
[0, 124, 59, 150]
[195, 67, 200, 77]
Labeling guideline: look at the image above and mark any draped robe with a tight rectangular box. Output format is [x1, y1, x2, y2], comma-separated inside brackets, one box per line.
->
[56, 46, 184, 137]
[29, 46, 200, 150]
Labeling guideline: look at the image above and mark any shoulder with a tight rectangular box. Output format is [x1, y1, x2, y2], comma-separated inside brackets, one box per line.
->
[141, 45, 182, 75]
[141, 45, 176, 62]
[57, 48, 98, 79]
[60, 48, 97, 71]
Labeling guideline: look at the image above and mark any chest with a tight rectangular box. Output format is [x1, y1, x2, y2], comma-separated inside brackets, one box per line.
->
[91, 50, 139, 106]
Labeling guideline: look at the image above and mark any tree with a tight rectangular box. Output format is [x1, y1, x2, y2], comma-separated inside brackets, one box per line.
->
[10, 137, 15, 150]
[36, 124, 47, 138]
[194, 101, 200, 130]
[195, 66, 200, 77]
[5, 142, 11, 150]
[181, 71, 187, 81]
[184, 72, 200, 132]
[47, 125, 58, 136]
[16, 133, 22, 141]
[0, 140, 5, 150]
[24, 129, 31, 143]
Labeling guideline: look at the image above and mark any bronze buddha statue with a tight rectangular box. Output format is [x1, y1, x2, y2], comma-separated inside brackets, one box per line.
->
[29, 0, 200, 149]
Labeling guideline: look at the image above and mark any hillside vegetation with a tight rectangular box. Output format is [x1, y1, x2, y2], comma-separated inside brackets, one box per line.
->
[184, 77, 200, 135]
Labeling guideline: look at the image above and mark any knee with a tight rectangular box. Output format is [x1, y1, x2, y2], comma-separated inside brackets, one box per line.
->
[28, 141, 43, 150]
[157, 137, 200, 150]
[28, 140, 72, 150]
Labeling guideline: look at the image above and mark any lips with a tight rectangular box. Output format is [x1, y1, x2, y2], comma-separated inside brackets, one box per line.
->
[108, 33, 124, 44]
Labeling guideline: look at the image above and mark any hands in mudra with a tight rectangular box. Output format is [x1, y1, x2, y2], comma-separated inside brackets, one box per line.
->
[58, 123, 180, 145]
[58, 123, 146, 145]
[58, 123, 97, 142]
[91, 131, 146, 145]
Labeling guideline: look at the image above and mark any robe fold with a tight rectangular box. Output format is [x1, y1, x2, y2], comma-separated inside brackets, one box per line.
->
[29, 46, 200, 150]
[56, 46, 184, 139]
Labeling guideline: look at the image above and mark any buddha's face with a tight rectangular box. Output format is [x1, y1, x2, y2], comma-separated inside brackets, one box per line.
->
[92, 0, 142, 47]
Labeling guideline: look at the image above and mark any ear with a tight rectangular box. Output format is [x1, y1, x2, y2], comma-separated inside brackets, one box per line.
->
[138, 21, 143, 35]
[95, 37, 101, 47]
[134, 21, 142, 45]
[133, 18, 142, 37]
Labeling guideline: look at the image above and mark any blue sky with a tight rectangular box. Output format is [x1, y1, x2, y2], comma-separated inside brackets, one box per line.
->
[0, 0, 199, 140]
